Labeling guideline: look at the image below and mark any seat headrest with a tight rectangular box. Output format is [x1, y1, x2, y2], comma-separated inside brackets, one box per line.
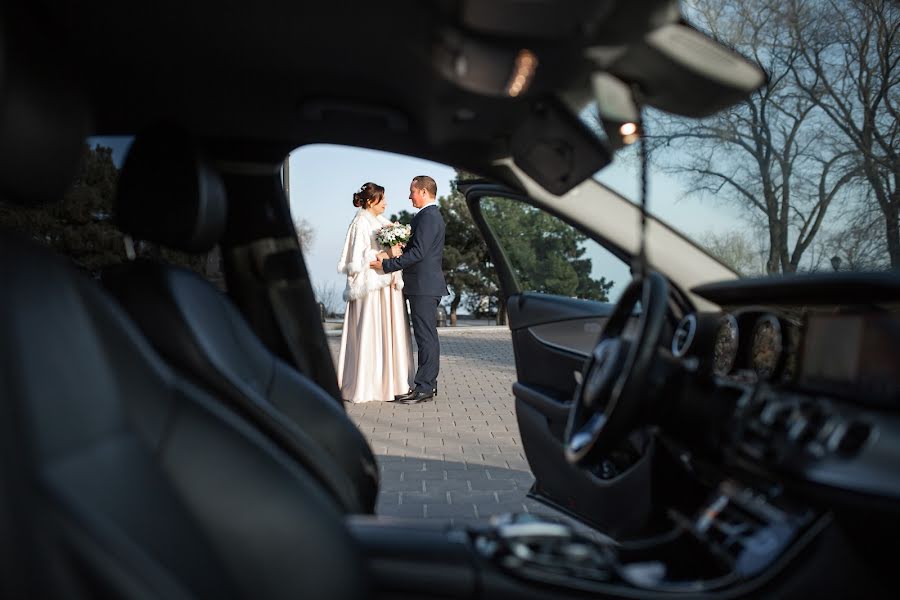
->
[115, 127, 227, 253]
[0, 7, 92, 205]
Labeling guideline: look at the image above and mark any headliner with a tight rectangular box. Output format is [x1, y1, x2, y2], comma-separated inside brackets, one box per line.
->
[35, 0, 675, 174]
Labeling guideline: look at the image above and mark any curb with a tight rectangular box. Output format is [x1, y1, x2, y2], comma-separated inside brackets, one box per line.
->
[326, 325, 509, 337]
[437, 325, 509, 334]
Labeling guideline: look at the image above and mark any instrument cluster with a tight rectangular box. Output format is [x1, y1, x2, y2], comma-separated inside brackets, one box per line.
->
[671, 308, 800, 382]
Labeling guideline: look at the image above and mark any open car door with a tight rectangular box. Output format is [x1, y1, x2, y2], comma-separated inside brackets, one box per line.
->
[463, 182, 654, 538]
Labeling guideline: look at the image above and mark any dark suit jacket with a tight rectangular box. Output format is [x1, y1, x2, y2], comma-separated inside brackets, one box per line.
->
[382, 204, 448, 296]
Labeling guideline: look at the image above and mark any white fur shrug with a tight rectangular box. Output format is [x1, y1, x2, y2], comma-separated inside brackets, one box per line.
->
[336, 209, 404, 302]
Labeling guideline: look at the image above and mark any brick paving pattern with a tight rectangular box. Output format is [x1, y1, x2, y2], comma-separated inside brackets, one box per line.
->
[330, 327, 607, 536]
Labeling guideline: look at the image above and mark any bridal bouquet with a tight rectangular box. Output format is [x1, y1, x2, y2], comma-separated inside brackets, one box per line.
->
[376, 222, 412, 248]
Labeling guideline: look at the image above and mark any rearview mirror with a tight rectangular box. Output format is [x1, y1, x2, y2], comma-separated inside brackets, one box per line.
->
[510, 98, 611, 196]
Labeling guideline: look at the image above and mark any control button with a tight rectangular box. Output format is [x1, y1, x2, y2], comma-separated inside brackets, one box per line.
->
[562, 542, 593, 561]
[816, 416, 843, 445]
[510, 541, 535, 560]
[787, 416, 810, 443]
[825, 421, 848, 453]
[620, 562, 666, 587]
[759, 400, 780, 426]
[696, 494, 729, 534]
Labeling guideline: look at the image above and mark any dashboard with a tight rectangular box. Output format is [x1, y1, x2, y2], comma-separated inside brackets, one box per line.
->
[671, 308, 900, 409]
[670, 272, 900, 510]
[671, 309, 799, 382]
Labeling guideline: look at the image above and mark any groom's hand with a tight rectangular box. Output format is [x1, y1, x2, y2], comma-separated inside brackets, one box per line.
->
[370, 252, 387, 270]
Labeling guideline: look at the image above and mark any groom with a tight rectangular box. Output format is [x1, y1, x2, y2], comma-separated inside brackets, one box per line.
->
[370, 175, 448, 404]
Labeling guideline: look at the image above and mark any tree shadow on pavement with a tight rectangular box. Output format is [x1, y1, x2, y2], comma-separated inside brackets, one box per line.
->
[436, 333, 518, 368]
[373, 455, 615, 543]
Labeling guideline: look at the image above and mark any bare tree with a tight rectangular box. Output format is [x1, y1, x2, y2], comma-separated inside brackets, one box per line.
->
[314, 280, 342, 317]
[817, 205, 890, 270]
[698, 229, 766, 275]
[294, 218, 315, 253]
[650, 0, 859, 273]
[789, 0, 900, 267]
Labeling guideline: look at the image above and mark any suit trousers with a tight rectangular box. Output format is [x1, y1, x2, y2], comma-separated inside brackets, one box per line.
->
[406, 295, 441, 392]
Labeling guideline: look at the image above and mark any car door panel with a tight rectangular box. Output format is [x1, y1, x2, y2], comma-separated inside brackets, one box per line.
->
[512, 381, 569, 438]
[507, 292, 651, 537]
[507, 291, 613, 330]
[514, 397, 654, 538]
[508, 293, 614, 399]
[527, 320, 604, 357]
[466, 185, 651, 536]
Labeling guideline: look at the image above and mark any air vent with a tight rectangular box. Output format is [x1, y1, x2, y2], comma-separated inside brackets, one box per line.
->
[671, 313, 698, 357]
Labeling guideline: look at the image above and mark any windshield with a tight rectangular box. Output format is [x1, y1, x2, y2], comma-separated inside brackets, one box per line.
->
[592, 0, 897, 277]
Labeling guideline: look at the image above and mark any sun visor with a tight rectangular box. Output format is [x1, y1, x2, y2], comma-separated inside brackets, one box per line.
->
[590, 22, 766, 118]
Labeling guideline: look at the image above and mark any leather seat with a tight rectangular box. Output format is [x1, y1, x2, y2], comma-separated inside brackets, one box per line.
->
[2, 233, 370, 600]
[103, 129, 379, 514]
[0, 14, 367, 597]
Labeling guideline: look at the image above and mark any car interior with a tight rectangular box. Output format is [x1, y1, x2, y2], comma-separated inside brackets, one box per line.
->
[1, 0, 898, 599]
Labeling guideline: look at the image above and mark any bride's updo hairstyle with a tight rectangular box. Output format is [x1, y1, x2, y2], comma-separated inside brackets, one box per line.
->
[353, 182, 385, 208]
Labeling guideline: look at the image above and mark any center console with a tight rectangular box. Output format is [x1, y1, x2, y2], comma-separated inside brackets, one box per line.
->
[469, 476, 821, 596]
[346, 443, 861, 600]
[731, 385, 900, 503]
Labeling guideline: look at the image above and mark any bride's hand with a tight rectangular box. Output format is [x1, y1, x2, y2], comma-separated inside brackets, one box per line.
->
[387, 244, 403, 258]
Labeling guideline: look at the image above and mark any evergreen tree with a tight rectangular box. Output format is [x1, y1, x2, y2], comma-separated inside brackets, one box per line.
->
[481, 199, 614, 303]
[0, 143, 211, 278]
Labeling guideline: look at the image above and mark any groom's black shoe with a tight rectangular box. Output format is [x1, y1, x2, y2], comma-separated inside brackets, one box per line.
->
[397, 389, 435, 404]
[394, 387, 437, 401]
[394, 388, 416, 402]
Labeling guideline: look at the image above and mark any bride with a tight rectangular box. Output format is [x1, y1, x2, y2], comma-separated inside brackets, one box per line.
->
[336, 182, 413, 403]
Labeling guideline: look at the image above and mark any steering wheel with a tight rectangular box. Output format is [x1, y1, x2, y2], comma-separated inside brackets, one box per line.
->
[565, 271, 669, 465]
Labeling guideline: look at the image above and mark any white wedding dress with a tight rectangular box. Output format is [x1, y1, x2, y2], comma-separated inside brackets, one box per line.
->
[336, 209, 413, 403]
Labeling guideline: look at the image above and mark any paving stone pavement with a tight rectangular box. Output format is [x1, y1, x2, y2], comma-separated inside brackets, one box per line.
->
[330, 327, 608, 537]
